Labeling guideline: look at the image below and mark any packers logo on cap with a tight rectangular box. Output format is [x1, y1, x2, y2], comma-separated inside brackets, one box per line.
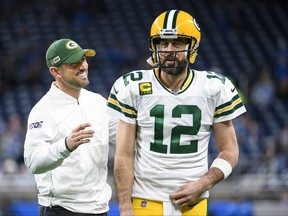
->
[46, 38, 96, 68]
[66, 41, 79, 50]
[139, 82, 152, 95]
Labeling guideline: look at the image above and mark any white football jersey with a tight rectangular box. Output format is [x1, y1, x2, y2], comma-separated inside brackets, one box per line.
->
[107, 68, 246, 201]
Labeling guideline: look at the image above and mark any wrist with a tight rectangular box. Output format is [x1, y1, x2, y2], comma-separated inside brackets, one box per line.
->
[65, 137, 72, 152]
[210, 157, 232, 180]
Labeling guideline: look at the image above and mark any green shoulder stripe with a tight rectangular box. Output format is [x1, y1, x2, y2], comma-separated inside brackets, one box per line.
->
[214, 94, 244, 118]
[107, 93, 137, 119]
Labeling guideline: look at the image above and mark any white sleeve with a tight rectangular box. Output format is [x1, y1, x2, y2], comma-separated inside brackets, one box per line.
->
[213, 77, 246, 123]
[108, 115, 118, 145]
[107, 74, 137, 125]
[23, 108, 71, 174]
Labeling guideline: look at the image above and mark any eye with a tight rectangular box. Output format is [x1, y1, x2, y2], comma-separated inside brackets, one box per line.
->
[174, 41, 182, 47]
[174, 40, 187, 47]
[159, 41, 169, 48]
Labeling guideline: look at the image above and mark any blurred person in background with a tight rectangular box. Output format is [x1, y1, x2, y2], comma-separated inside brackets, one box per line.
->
[0, 113, 25, 173]
[107, 10, 246, 216]
[250, 65, 275, 108]
[24, 38, 116, 216]
[272, 37, 288, 99]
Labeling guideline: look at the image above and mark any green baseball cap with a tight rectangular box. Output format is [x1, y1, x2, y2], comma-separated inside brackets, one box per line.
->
[46, 38, 96, 68]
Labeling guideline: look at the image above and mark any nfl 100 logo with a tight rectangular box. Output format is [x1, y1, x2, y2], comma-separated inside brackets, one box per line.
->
[29, 121, 43, 130]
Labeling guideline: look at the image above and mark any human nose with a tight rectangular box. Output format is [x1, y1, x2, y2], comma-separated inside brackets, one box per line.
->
[165, 42, 177, 52]
[79, 59, 88, 68]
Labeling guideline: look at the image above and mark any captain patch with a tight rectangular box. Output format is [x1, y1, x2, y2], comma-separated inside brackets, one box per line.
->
[139, 82, 152, 95]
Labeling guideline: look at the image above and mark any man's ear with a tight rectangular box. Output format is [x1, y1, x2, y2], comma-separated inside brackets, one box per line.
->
[49, 67, 60, 78]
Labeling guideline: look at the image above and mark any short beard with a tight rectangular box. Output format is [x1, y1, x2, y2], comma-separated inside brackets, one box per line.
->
[160, 59, 188, 76]
[65, 79, 89, 89]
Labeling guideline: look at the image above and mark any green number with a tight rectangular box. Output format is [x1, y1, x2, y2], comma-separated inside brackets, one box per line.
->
[150, 105, 201, 154]
[150, 105, 167, 153]
[123, 71, 143, 86]
[206, 71, 226, 84]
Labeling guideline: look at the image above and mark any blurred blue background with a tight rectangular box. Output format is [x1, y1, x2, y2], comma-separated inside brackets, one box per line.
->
[0, 0, 288, 215]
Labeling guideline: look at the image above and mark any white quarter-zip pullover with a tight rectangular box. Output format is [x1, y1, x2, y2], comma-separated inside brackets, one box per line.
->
[24, 83, 114, 214]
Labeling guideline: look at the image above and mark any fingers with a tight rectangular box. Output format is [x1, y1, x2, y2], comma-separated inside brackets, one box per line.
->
[66, 123, 95, 151]
[76, 129, 95, 139]
[170, 185, 185, 201]
[72, 123, 92, 133]
[170, 191, 188, 206]
[170, 184, 199, 207]
[72, 123, 95, 142]
[170, 196, 190, 206]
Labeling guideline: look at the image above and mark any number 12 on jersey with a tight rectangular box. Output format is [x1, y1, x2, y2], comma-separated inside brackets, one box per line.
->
[150, 104, 201, 154]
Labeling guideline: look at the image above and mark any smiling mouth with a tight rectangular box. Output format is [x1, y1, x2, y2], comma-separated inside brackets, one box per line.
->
[76, 70, 88, 77]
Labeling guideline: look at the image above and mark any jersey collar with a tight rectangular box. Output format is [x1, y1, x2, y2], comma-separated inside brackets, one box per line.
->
[153, 67, 194, 95]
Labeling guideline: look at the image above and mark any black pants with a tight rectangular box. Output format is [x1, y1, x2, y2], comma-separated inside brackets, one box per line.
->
[39, 205, 107, 216]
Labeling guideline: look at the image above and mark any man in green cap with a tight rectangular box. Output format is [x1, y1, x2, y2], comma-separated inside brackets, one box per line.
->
[24, 39, 116, 216]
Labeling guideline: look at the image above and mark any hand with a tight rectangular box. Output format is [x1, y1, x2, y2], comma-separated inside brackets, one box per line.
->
[65, 123, 95, 151]
[169, 181, 203, 207]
